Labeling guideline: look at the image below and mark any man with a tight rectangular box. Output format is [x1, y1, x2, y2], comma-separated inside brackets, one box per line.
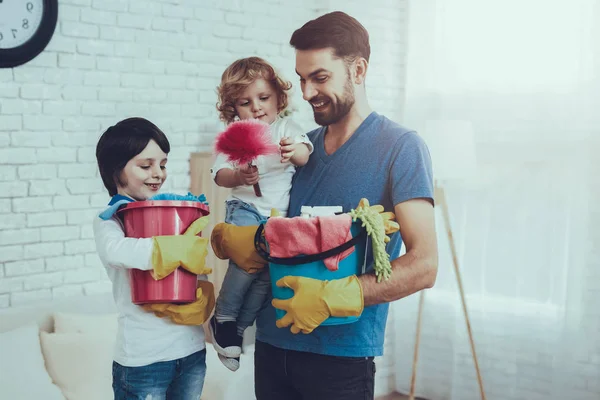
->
[252, 11, 439, 400]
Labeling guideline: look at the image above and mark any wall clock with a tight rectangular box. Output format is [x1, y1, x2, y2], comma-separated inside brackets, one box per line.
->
[0, 0, 58, 68]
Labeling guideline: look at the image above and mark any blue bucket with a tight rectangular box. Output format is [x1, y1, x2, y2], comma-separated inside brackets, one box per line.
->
[254, 221, 368, 326]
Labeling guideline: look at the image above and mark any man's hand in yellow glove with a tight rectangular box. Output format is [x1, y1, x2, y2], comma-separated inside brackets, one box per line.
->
[152, 216, 212, 280]
[210, 223, 267, 274]
[272, 276, 364, 334]
[143, 280, 215, 325]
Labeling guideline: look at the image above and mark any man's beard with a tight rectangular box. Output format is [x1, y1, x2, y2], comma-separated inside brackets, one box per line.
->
[312, 76, 355, 126]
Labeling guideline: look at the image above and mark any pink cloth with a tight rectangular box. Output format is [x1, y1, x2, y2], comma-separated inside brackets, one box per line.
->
[264, 214, 354, 271]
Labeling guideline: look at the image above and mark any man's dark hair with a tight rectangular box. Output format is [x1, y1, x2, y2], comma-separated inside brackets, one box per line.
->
[289, 11, 370, 63]
[96, 117, 170, 196]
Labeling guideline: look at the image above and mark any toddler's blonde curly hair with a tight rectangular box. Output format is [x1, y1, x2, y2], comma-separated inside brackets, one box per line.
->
[216, 57, 292, 124]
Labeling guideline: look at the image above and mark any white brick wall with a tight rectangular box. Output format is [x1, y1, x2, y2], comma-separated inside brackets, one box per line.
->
[0, 0, 409, 301]
[1, 0, 408, 396]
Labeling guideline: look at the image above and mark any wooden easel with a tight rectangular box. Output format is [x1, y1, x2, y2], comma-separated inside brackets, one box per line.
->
[408, 185, 486, 400]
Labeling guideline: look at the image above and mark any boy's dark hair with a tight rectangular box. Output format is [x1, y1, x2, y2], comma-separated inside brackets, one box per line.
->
[96, 117, 170, 196]
[289, 11, 370, 63]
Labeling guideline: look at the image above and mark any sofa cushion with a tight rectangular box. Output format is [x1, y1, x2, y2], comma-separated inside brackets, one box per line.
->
[0, 293, 117, 334]
[40, 331, 115, 400]
[54, 312, 118, 335]
[0, 322, 65, 399]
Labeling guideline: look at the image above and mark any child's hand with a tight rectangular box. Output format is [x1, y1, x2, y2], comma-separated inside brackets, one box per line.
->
[280, 137, 296, 163]
[237, 164, 259, 186]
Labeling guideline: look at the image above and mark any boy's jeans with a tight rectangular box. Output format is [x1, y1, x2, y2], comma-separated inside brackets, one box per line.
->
[112, 349, 206, 400]
[215, 200, 271, 336]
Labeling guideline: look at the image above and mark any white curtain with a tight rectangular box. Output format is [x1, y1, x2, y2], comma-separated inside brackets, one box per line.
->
[393, 1, 600, 399]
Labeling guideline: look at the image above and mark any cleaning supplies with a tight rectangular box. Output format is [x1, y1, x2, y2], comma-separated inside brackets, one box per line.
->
[300, 206, 343, 218]
[349, 198, 399, 282]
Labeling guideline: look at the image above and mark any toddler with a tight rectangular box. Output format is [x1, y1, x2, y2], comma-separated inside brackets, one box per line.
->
[209, 57, 313, 371]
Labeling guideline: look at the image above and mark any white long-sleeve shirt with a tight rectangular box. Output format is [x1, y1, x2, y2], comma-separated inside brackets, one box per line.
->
[93, 214, 206, 367]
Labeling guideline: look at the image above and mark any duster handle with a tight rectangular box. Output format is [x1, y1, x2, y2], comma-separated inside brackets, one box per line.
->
[247, 162, 262, 197]
[253, 183, 262, 197]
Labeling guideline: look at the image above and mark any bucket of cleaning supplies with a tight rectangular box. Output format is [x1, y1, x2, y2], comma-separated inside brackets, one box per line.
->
[254, 221, 368, 326]
[118, 200, 210, 305]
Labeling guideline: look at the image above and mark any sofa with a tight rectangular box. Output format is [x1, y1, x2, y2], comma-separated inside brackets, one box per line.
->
[0, 293, 255, 400]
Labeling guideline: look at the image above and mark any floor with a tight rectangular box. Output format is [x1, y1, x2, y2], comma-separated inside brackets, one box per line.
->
[377, 393, 428, 400]
[376, 393, 409, 400]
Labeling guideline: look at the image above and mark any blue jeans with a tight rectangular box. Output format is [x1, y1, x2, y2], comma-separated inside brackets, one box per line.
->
[215, 199, 271, 336]
[112, 349, 206, 400]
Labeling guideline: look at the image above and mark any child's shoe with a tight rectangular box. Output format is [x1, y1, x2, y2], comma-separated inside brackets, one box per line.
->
[209, 316, 242, 358]
[217, 353, 240, 372]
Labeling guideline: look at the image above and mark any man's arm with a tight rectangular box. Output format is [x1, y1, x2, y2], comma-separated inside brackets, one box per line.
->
[359, 198, 438, 307]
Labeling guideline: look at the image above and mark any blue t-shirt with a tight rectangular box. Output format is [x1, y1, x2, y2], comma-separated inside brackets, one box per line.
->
[255, 111, 434, 357]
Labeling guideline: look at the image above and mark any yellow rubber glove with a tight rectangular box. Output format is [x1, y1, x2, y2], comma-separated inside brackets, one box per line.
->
[210, 223, 267, 274]
[355, 198, 399, 241]
[351, 199, 396, 282]
[272, 275, 364, 334]
[151, 216, 212, 280]
[143, 280, 215, 325]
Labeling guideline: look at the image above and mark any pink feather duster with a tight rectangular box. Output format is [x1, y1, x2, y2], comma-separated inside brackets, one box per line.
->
[214, 119, 280, 197]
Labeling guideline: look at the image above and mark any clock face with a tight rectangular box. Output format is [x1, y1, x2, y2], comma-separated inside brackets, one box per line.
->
[0, 0, 57, 68]
[0, 0, 45, 49]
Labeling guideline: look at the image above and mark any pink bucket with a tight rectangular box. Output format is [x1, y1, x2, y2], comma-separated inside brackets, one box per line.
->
[118, 200, 210, 305]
